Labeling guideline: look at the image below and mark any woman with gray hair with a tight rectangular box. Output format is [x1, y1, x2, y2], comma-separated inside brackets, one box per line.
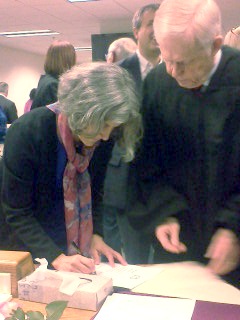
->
[1, 62, 142, 273]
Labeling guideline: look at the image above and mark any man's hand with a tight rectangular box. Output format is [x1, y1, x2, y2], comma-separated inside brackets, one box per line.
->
[155, 217, 187, 253]
[205, 228, 240, 275]
[90, 234, 127, 267]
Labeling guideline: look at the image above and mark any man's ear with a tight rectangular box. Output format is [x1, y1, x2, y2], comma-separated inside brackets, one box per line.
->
[107, 51, 115, 63]
[212, 35, 223, 55]
[133, 28, 139, 41]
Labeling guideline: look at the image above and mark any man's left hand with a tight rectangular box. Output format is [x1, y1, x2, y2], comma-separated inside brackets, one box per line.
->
[205, 228, 240, 275]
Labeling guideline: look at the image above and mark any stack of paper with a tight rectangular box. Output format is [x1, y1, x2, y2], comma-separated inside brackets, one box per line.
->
[94, 293, 196, 320]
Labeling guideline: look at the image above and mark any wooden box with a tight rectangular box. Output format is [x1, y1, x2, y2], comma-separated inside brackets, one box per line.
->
[0, 251, 34, 297]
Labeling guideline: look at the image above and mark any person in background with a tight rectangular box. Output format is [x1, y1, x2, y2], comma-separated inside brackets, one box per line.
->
[0, 82, 18, 124]
[224, 26, 240, 50]
[134, 0, 240, 288]
[24, 88, 37, 113]
[119, 3, 161, 93]
[106, 37, 137, 63]
[101, 3, 161, 264]
[1, 62, 142, 273]
[31, 40, 76, 110]
[0, 107, 7, 145]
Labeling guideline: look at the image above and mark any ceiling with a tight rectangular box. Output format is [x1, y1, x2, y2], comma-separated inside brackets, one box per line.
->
[0, 0, 239, 62]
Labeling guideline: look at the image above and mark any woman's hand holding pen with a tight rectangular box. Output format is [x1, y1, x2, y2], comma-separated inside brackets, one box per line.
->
[90, 234, 127, 267]
[51, 234, 127, 273]
[51, 253, 96, 274]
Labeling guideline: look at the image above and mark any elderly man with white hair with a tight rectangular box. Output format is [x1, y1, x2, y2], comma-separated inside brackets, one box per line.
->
[133, 0, 240, 288]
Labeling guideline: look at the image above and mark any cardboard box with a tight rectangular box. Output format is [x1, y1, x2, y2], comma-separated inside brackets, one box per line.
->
[0, 251, 34, 297]
[18, 269, 113, 311]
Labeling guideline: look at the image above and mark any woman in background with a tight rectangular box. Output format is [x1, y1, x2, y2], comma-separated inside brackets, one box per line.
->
[31, 40, 76, 110]
[2, 62, 142, 273]
[24, 88, 36, 113]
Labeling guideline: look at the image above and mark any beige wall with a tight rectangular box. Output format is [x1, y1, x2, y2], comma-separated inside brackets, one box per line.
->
[0, 47, 90, 117]
[0, 46, 44, 117]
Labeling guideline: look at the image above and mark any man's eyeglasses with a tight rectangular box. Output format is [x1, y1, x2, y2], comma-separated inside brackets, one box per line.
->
[231, 27, 239, 36]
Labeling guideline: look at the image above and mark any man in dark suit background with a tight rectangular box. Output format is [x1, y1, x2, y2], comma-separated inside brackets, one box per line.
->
[119, 3, 161, 92]
[102, 3, 162, 264]
[0, 82, 18, 124]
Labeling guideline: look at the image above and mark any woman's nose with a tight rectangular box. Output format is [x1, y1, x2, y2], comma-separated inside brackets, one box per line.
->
[100, 127, 112, 141]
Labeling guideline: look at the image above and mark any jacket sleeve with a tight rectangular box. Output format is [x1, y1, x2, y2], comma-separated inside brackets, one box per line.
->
[1, 116, 63, 264]
[215, 110, 240, 238]
[216, 203, 240, 239]
[31, 78, 58, 110]
[131, 70, 189, 234]
[7, 102, 18, 124]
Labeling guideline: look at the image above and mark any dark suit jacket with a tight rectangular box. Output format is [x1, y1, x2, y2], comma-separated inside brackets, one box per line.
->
[102, 53, 143, 210]
[118, 53, 142, 95]
[0, 95, 18, 124]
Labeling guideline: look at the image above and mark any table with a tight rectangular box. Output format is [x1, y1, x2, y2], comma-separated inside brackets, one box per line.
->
[14, 262, 240, 320]
[13, 299, 96, 320]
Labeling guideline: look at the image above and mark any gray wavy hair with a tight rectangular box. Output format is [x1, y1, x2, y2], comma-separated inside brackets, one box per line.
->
[58, 62, 142, 162]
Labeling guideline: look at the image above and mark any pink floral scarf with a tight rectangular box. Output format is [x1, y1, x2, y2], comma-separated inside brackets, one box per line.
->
[48, 103, 96, 256]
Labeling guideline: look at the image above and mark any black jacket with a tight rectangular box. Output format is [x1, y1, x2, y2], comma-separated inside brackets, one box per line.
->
[136, 46, 240, 247]
[31, 74, 58, 109]
[1, 107, 112, 263]
[118, 53, 142, 94]
[0, 95, 18, 124]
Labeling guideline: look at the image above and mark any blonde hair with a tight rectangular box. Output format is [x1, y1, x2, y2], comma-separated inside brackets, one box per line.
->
[154, 0, 222, 51]
[224, 27, 240, 50]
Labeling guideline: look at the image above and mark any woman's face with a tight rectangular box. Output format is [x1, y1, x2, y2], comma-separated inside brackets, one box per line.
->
[77, 122, 119, 147]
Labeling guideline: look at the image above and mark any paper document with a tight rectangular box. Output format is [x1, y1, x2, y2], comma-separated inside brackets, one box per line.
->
[95, 263, 163, 289]
[132, 261, 240, 305]
[94, 293, 196, 320]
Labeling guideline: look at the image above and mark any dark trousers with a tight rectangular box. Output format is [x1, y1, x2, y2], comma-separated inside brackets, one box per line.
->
[103, 205, 153, 264]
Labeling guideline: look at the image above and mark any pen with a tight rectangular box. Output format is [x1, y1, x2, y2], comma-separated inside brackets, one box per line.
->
[71, 241, 97, 275]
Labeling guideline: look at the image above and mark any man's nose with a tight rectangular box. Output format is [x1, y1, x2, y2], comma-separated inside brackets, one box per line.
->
[167, 62, 184, 78]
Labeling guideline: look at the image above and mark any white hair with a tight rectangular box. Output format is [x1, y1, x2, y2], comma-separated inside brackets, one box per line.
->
[107, 38, 137, 63]
[154, 0, 222, 52]
[224, 26, 240, 50]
